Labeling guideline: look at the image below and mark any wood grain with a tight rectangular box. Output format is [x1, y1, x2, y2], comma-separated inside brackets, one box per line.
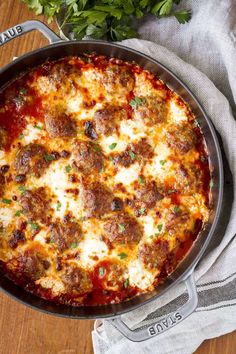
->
[0, 1, 235, 353]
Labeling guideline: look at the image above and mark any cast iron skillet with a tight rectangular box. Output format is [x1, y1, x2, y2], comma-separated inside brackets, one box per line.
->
[0, 20, 224, 341]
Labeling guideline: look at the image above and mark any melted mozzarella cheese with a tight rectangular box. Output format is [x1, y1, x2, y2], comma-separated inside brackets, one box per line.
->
[0, 207, 13, 227]
[128, 259, 156, 289]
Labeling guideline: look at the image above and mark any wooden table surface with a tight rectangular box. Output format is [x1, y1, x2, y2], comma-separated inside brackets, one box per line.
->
[0, 1, 235, 353]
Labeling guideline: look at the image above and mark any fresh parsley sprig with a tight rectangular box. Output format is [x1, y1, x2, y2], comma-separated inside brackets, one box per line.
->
[22, 0, 191, 41]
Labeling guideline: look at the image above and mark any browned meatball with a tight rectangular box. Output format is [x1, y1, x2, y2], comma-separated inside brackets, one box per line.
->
[61, 265, 92, 293]
[166, 209, 190, 235]
[114, 139, 153, 168]
[103, 65, 135, 93]
[113, 150, 133, 168]
[94, 105, 126, 136]
[72, 141, 104, 174]
[8, 229, 26, 249]
[131, 138, 154, 159]
[0, 127, 7, 148]
[138, 239, 169, 269]
[44, 107, 76, 138]
[19, 187, 50, 224]
[17, 250, 49, 280]
[49, 220, 82, 251]
[96, 259, 127, 291]
[48, 62, 81, 84]
[134, 95, 167, 125]
[14, 143, 50, 178]
[80, 182, 113, 217]
[166, 125, 197, 154]
[103, 213, 143, 244]
[137, 181, 163, 209]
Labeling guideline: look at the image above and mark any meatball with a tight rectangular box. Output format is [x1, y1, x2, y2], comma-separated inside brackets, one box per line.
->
[8, 229, 26, 249]
[18, 250, 49, 280]
[48, 62, 81, 84]
[96, 260, 127, 291]
[114, 139, 153, 168]
[61, 265, 92, 293]
[166, 125, 197, 154]
[138, 239, 169, 269]
[44, 107, 76, 138]
[0, 127, 7, 148]
[49, 220, 82, 251]
[134, 95, 167, 125]
[72, 141, 104, 174]
[166, 209, 190, 235]
[19, 188, 50, 224]
[103, 213, 143, 244]
[113, 150, 133, 168]
[137, 181, 163, 209]
[103, 65, 135, 93]
[131, 138, 154, 159]
[14, 143, 50, 178]
[94, 105, 126, 136]
[80, 182, 113, 217]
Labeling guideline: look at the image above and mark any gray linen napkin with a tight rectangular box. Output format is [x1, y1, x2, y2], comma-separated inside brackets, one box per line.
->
[92, 1, 236, 353]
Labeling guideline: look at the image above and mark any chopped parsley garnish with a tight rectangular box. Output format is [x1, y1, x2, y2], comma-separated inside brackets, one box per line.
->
[56, 201, 62, 211]
[138, 176, 145, 185]
[79, 216, 85, 222]
[157, 223, 163, 232]
[19, 88, 28, 95]
[128, 150, 136, 160]
[15, 210, 24, 217]
[65, 165, 72, 173]
[109, 142, 117, 150]
[118, 252, 127, 259]
[70, 242, 79, 249]
[93, 144, 102, 152]
[50, 238, 55, 244]
[118, 223, 126, 233]
[109, 156, 113, 162]
[99, 267, 105, 277]
[18, 185, 26, 194]
[173, 205, 181, 213]
[28, 221, 40, 231]
[124, 278, 129, 288]
[18, 134, 24, 140]
[168, 189, 175, 194]
[44, 153, 55, 162]
[139, 207, 146, 215]
[2, 198, 12, 205]
[129, 96, 145, 109]
[159, 160, 166, 166]
[99, 167, 105, 173]
[33, 124, 43, 130]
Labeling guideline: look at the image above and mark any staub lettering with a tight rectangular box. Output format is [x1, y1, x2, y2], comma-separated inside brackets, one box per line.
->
[0, 25, 22, 46]
[148, 312, 183, 336]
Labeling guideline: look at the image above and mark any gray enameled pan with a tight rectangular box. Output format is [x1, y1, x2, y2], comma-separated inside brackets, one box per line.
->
[0, 20, 224, 342]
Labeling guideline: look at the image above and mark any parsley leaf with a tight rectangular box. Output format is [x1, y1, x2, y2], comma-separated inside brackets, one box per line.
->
[157, 223, 163, 232]
[128, 150, 136, 160]
[109, 142, 117, 150]
[118, 223, 126, 233]
[124, 278, 129, 288]
[2, 198, 12, 205]
[174, 10, 191, 24]
[129, 96, 145, 109]
[159, 160, 166, 166]
[99, 267, 105, 277]
[139, 207, 146, 215]
[56, 201, 62, 211]
[28, 221, 40, 231]
[18, 185, 26, 194]
[22, 0, 191, 41]
[138, 176, 145, 185]
[33, 124, 43, 130]
[118, 252, 128, 259]
[70, 242, 79, 249]
[65, 165, 72, 173]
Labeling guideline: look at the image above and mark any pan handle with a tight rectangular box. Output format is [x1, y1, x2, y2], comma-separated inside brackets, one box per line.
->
[110, 271, 198, 342]
[0, 20, 61, 47]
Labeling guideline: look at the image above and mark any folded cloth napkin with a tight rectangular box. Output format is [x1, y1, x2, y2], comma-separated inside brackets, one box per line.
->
[92, 1, 236, 353]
